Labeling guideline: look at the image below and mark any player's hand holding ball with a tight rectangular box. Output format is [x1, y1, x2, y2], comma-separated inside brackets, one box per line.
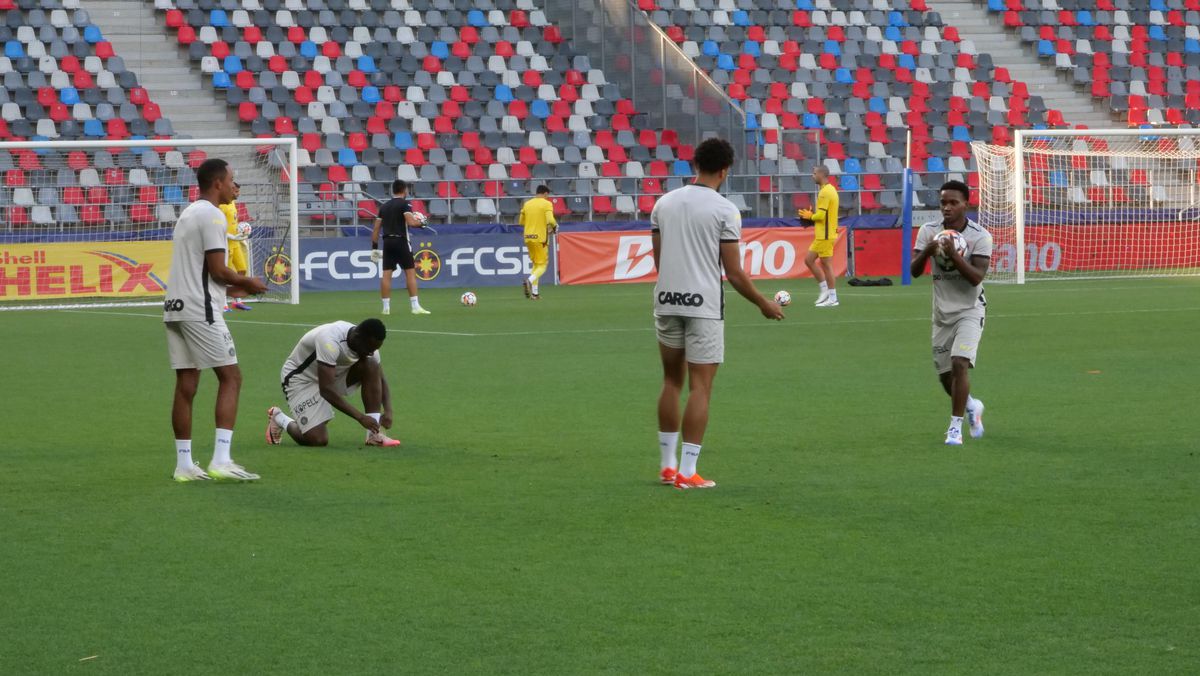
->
[370, 248, 382, 263]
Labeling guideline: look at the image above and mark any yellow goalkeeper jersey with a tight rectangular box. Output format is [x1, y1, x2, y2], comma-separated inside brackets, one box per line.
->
[219, 202, 238, 235]
[518, 196, 557, 242]
[812, 183, 839, 240]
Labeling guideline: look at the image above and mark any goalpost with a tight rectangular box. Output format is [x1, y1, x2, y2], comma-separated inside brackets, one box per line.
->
[0, 137, 299, 309]
[973, 128, 1200, 283]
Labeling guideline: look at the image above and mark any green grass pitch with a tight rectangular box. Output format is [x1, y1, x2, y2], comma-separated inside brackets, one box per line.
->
[1, 278, 1197, 674]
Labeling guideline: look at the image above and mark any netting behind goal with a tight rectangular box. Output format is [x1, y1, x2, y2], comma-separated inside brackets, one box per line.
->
[973, 130, 1200, 283]
[0, 138, 298, 310]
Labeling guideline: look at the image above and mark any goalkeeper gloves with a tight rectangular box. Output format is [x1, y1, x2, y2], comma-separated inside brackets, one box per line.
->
[370, 249, 382, 263]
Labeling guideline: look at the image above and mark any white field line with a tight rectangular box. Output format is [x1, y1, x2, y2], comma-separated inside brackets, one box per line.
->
[62, 305, 1200, 339]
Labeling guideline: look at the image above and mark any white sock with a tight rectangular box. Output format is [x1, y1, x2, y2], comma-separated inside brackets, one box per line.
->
[213, 428, 233, 465]
[679, 442, 702, 476]
[366, 412, 381, 438]
[949, 416, 963, 435]
[409, 296, 420, 310]
[531, 281, 539, 295]
[382, 298, 391, 312]
[818, 281, 828, 293]
[658, 431, 679, 470]
[829, 289, 838, 301]
[966, 395, 981, 412]
[175, 439, 193, 470]
[273, 409, 294, 429]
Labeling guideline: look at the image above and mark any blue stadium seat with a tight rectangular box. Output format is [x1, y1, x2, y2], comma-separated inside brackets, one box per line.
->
[898, 54, 916, 70]
[743, 41, 760, 58]
[803, 113, 822, 128]
[357, 56, 378, 73]
[868, 97, 887, 114]
[361, 86, 380, 103]
[731, 11, 750, 27]
[60, 88, 80, 105]
[212, 71, 231, 88]
[1049, 171, 1067, 186]
[843, 158, 862, 174]
[716, 54, 735, 70]
[672, 160, 691, 176]
[823, 41, 841, 57]
[888, 11, 907, 28]
[222, 56, 242, 74]
[927, 157, 946, 172]
[835, 68, 854, 84]
[795, 0, 813, 9]
[840, 175, 859, 191]
[430, 41, 449, 60]
[1186, 39, 1200, 54]
[530, 99, 550, 118]
[467, 10, 487, 27]
[337, 148, 358, 167]
[83, 119, 104, 137]
[393, 132, 413, 150]
[1148, 26, 1166, 42]
[1037, 40, 1055, 57]
[702, 40, 720, 57]
[494, 84, 513, 103]
[1076, 10, 1094, 26]
[987, 0, 1004, 11]
[83, 25, 102, 43]
[299, 41, 318, 59]
[745, 113, 759, 130]
[5, 41, 25, 58]
[884, 26, 902, 42]
[952, 126, 972, 142]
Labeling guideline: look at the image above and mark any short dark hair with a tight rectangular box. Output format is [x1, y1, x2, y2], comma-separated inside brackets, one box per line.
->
[535, 185, 550, 195]
[940, 180, 970, 201]
[693, 138, 735, 174]
[197, 158, 229, 191]
[357, 318, 387, 342]
[392, 179, 407, 194]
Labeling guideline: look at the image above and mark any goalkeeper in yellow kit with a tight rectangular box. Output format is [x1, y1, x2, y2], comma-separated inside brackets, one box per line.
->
[797, 166, 840, 307]
[518, 185, 557, 300]
[221, 182, 252, 311]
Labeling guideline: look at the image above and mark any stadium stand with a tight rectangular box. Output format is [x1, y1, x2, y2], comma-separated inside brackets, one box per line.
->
[0, 0, 189, 227]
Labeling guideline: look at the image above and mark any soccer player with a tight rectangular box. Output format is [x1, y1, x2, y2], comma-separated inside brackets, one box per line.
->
[220, 181, 251, 312]
[651, 138, 785, 489]
[910, 180, 991, 446]
[265, 318, 401, 448]
[163, 158, 269, 482]
[797, 166, 840, 307]
[518, 185, 557, 300]
[370, 180, 430, 316]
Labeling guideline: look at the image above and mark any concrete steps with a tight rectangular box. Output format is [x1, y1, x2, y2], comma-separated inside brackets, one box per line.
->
[82, 0, 245, 139]
[932, 0, 1115, 129]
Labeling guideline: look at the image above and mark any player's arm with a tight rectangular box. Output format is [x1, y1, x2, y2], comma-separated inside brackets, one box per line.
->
[379, 371, 393, 429]
[720, 241, 784, 320]
[316, 362, 380, 433]
[371, 217, 382, 248]
[810, 190, 830, 229]
[651, 229, 661, 269]
[204, 249, 267, 294]
[910, 228, 940, 279]
[946, 247, 989, 286]
[404, 212, 424, 228]
[544, 203, 558, 233]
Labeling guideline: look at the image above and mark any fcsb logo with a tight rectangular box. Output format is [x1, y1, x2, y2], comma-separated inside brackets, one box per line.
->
[265, 247, 292, 285]
[412, 242, 441, 281]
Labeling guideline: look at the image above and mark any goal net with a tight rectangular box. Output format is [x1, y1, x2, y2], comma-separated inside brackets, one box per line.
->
[0, 138, 299, 309]
[973, 129, 1200, 283]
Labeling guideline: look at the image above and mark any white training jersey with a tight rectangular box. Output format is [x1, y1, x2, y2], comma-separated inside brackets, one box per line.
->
[914, 219, 993, 320]
[280, 321, 381, 389]
[651, 184, 742, 320]
[163, 199, 228, 324]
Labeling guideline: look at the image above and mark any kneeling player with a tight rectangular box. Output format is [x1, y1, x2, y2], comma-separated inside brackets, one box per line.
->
[266, 318, 401, 447]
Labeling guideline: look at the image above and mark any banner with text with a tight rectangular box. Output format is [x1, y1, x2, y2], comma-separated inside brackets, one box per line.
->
[0, 241, 172, 301]
[299, 234, 551, 291]
[556, 228, 847, 285]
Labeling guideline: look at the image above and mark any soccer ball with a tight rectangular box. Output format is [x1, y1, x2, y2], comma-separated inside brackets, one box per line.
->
[460, 291, 477, 306]
[934, 229, 967, 270]
[237, 222, 252, 237]
[774, 290, 792, 306]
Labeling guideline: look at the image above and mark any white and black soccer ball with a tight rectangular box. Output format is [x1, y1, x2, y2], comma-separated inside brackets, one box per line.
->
[411, 211, 428, 225]
[237, 222, 252, 238]
[934, 229, 967, 270]
[774, 290, 791, 306]
[460, 291, 477, 306]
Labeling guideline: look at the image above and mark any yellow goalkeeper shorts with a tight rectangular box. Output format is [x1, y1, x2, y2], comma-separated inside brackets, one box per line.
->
[809, 238, 835, 259]
[229, 242, 248, 274]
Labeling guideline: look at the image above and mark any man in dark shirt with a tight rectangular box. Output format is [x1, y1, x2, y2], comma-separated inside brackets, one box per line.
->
[371, 179, 430, 315]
